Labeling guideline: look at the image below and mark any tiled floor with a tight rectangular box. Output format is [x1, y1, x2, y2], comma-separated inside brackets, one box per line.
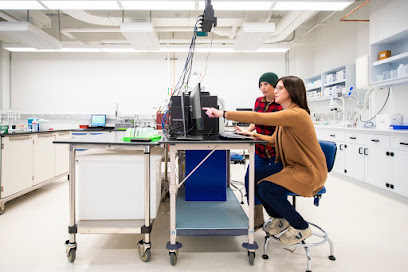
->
[1, 163, 408, 272]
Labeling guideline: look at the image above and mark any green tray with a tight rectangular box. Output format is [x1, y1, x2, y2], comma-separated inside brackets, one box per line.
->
[122, 134, 162, 142]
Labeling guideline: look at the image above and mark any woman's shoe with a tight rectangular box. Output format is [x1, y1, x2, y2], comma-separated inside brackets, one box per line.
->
[264, 218, 290, 235]
[279, 226, 312, 245]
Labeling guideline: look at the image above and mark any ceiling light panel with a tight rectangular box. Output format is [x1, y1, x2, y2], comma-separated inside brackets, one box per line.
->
[0, 22, 62, 49]
[121, 1, 196, 10]
[41, 1, 120, 10]
[121, 22, 160, 50]
[198, 1, 274, 10]
[273, 1, 354, 11]
[0, 0, 44, 9]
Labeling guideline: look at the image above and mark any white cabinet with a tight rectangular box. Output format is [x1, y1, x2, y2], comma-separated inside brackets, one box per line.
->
[364, 146, 392, 188]
[344, 143, 365, 181]
[363, 133, 392, 188]
[333, 142, 345, 174]
[343, 132, 365, 181]
[392, 150, 408, 198]
[1, 135, 34, 198]
[33, 133, 56, 185]
[55, 132, 71, 176]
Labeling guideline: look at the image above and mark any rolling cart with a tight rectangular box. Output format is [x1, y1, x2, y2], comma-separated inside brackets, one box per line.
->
[54, 132, 162, 263]
[162, 137, 265, 266]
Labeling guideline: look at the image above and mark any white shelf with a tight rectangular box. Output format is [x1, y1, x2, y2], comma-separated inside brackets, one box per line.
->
[324, 79, 346, 87]
[306, 86, 322, 91]
[373, 52, 408, 66]
[372, 75, 408, 87]
[77, 219, 146, 234]
[308, 95, 355, 102]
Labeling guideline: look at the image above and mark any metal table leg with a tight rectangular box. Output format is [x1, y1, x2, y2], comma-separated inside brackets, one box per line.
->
[166, 144, 182, 265]
[65, 144, 77, 263]
[138, 145, 152, 262]
[242, 143, 258, 265]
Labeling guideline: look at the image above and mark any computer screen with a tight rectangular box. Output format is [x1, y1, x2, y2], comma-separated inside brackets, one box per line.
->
[189, 83, 204, 131]
[91, 115, 106, 127]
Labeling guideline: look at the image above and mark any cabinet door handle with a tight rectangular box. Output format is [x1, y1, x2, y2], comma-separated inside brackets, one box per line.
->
[350, 137, 357, 140]
[339, 144, 343, 150]
[359, 147, 363, 154]
[364, 148, 368, 155]
[330, 134, 335, 137]
[400, 142, 408, 146]
[391, 152, 394, 157]
[344, 144, 347, 148]
[371, 139, 380, 142]
[390, 184, 394, 189]
[386, 151, 390, 156]
[386, 183, 390, 188]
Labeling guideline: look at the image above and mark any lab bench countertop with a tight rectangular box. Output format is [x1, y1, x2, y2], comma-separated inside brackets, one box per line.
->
[314, 125, 408, 135]
[0, 128, 117, 137]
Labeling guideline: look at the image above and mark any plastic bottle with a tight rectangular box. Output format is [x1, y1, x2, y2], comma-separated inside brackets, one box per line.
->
[397, 64, 404, 78]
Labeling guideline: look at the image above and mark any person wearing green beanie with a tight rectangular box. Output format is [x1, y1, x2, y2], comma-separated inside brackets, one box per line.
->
[234, 72, 283, 231]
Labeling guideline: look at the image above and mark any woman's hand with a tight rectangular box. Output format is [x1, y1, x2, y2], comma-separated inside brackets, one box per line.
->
[234, 126, 250, 135]
[203, 107, 223, 118]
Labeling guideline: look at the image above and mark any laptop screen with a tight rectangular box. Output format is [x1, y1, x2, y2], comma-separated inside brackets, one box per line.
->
[91, 115, 106, 127]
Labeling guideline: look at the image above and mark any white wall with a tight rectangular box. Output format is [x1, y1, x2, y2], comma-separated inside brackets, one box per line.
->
[370, 0, 408, 44]
[10, 52, 286, 115]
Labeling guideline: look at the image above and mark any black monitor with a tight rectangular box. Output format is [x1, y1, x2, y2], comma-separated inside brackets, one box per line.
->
[176, 83, 204, 141]
[190, 83, 204, 131]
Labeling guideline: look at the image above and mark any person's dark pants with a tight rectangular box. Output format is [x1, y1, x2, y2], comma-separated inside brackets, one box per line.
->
[244, 154, 283, 205]
[256, 181, 309, 230]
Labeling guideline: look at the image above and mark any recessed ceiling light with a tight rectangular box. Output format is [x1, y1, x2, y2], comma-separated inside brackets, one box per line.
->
[0, 1, 44, 10]
[121, 1, 196, 10]
[198, 1, 273, 11]
[41, 1, 120, 10]
[273, 1, 354, 11]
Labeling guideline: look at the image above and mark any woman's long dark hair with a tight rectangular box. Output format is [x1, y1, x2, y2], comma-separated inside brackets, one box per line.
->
[277, 76, 310, 114]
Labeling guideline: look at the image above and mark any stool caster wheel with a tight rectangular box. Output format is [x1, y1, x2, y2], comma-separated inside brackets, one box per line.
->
[248, 251, 255, 265]
[67, 248, 76, 263]
[329, 255, 336, 261]
[169, 252, 177, 266]
[306, 270, 312, 272]
[262, 254, 269, 259]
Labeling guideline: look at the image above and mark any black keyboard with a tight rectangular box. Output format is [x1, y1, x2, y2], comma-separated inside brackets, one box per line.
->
[219, 132, 253, 140]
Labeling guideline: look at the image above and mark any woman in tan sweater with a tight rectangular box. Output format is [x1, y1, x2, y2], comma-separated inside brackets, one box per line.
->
[203, 76, 327, 245]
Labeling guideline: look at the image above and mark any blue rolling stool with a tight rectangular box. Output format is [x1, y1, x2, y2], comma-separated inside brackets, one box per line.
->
[261, 140, 337, 272]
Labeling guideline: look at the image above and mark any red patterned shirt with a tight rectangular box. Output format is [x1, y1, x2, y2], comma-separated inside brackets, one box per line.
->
[254, 97, 283, 158]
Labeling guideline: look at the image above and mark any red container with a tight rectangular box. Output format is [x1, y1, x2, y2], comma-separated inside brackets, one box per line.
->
[79, 125, 89, 129]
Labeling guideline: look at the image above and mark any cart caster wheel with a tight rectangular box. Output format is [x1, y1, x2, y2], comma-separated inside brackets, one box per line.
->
[248, 251, 255, 265]
[0, 205, 5, 215]
[67, 248, 76, 263]
[262, 254, 269, 259]
[169, 252, 177, 266]
[139, 248, 151, 262]
[329, 255, 336, 261]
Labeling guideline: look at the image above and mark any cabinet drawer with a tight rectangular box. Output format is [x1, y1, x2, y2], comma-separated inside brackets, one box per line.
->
[364, 134, 390, 148]
[345, 132, 364, 144]
[391, 135, 408, 151]
[318, 129, 344, 141]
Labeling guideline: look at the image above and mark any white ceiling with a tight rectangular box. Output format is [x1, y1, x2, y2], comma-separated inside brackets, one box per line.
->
[0, 0, 356, 52]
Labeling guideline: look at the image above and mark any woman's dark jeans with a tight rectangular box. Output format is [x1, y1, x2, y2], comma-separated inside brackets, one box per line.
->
[256, 181, 309, 230]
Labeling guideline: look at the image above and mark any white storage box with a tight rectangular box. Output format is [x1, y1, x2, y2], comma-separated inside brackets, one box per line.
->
[376, 114, 402, 129]
[76, 148, 163, 220]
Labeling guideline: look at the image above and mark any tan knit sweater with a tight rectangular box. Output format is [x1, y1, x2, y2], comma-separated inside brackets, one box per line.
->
[226, 103, 327, 197]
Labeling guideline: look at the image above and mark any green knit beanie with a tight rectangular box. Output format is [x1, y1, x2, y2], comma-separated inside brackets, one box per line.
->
[259, 72, 279, 88]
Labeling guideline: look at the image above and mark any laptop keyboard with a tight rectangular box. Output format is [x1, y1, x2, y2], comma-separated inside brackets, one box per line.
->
[218, 131, 252, 140]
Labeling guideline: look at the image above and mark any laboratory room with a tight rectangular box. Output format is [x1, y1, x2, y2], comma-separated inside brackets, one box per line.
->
[0, 0, 408, 271]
